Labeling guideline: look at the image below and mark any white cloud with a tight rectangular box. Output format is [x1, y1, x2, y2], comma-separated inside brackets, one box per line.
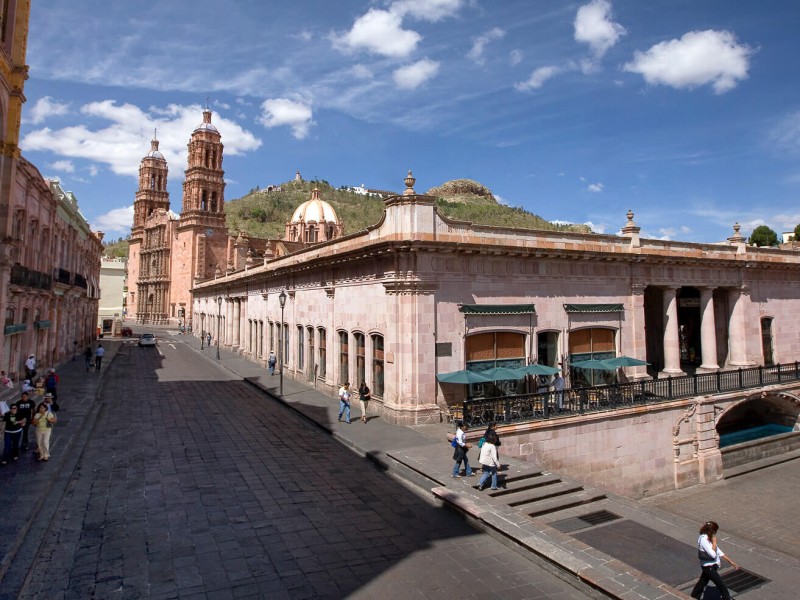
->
[48, 160, 75, 173]
[584, 221, 605, 233]
[510, 49, 523, 66]
[623, 30, 753, 94]
[587, 182, 604, 192]
[332, 9, 420, 58]
[393, 58, 440, 90]
[88, 164, 99, 177]
[515, 65, 563, 91]
[468, 27, 505, 65]
[257, 98, 314, 139]
[574, 0, 626, 58]
[93, 205, 134, 234]
[21, 101, 262, 177]
[350, 64, 374, 79]
[391, 0, 463, 22]
[770, 110, 800, 154]
[494, 194, 510, 206]
[26, 96, 70, 125]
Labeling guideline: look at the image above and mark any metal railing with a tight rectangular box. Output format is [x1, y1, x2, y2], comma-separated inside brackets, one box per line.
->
[10, 265, 52, 290]
[462, 362, 800, 427]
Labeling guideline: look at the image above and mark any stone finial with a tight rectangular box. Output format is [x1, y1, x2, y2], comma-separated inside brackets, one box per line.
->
[625, 209, 635, 226]
[728, 222, 744, 241]
[621, 208, 640, 247]
[403, 170, 416, 196]
[295, 170, 302, 181]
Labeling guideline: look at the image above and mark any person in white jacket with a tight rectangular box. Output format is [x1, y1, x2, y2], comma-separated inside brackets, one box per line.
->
[690, 520, 739, 600]
[476, 430, 501, 491]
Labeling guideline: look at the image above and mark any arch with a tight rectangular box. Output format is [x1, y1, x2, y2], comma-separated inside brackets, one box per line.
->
[568, 326, 616, 387]
[716, 392, 800, 447]
[465, 331, 526, 399]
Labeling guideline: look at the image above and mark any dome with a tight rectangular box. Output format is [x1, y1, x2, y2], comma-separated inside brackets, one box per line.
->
[144, 138, 165, 160]
[290, 188, 338, 224]
[194, 108, 219, 133]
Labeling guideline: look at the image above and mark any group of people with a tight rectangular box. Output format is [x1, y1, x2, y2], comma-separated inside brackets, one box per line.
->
[337, 382, 371, 424]
[1, 362, 60, 465]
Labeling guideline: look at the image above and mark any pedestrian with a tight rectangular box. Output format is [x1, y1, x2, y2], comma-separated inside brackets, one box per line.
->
[45, 368, 59, 401]
[14, 391, 36, 451]
[1, 370, 13, 389]
[38, 392, 59, 413]
[1, 404, 26, 464]
[337, 382, 351, 424]
[268, 350, 277, 375]
[690, 520, 739, 600]
[482, 421, 501, 452]
[24, 354, 37, 381]
[553, 371, 565, 412]
[358, 381, 370, 423]
[31, 403, 56, 461]
[476, 429, 501, 491]
[452, 421, 474, 478]
[95, 344, 105, 371]
[84, 346, 93, 372]
[21, 379, 33, 393]
[206, 332, 212, 347]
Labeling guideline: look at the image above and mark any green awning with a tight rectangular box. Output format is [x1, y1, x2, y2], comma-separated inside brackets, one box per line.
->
[4, 324, 27, 335]
[459, 304, 536, 315]
[564, 303, 624, 314]
[34, 320, 51, 329]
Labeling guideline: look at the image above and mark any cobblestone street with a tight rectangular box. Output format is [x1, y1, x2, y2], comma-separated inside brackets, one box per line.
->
[17, 339, 590, 599]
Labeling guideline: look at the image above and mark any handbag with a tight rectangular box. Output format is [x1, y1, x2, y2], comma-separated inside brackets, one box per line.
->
[698, 547, 715, 561]
[477, 436, 485, 448]
[450, 438, 458, 448]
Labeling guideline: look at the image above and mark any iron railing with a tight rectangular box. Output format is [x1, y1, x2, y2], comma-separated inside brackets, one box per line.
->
[10, 265, 52, 290]
[462, 362, 800, 428]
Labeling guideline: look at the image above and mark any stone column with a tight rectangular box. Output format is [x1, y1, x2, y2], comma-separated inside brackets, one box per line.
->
[232, 299, 241, 348]
[727, 287, 749, 366]
[628, 283, 648, 379]
[661, 287, 684, 376]
[698, 287, 719, 371]
[225, 299, 233, 346]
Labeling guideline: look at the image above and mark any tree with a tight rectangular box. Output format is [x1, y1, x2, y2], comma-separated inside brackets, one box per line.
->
[748, 225, 778, 247]
[793, 223, 800, 241]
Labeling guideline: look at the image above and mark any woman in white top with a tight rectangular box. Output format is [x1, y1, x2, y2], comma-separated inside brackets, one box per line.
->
[690, 520, 739, 600]
[476, 430, 501, 491]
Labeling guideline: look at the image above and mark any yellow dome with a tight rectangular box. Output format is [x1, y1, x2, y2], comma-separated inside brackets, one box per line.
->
[290, 188, 338, 224]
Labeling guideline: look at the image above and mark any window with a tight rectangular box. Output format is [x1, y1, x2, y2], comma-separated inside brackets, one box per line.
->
[354, 333, 366, 388]
[371, 334, 384, 397]
[201, 190, 207, 210]
[297, 325, 304, 370]
[307, 326, 315, 379]
[269, 321, 274, 352]
[568, 328, 615, 387]
[465, 332, 526, 398]
[318, 328, 327, 379]
[339, 331, 349, 384]
[283, 324, 290, 364]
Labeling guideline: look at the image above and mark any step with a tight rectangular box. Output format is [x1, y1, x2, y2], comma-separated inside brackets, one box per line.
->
[525, 490, 608, 519]
[491, 473, 564, 497]
[504, 481, 586, 507]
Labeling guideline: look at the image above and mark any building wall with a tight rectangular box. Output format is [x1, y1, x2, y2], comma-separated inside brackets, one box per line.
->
[98, 258, 127, 332]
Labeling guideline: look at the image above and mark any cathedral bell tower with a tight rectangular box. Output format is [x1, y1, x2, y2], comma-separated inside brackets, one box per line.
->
[179, 108, 226, 230]
[131, 136, 170, 238]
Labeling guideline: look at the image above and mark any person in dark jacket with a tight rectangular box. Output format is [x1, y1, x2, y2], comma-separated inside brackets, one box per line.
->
[1, 405, 26, 464]
[14, 392, 36, 451]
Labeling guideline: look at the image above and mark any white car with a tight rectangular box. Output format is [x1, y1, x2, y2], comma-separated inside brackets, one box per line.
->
[138, 333, 157, 347]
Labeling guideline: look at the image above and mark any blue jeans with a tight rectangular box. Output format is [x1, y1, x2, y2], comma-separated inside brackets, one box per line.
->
[453, 451, 472, 477]
[478, 465, 498, 489]
[338, 400, 350, 423]
[268, 363, 275, 375]
[3, 430, 22, 461]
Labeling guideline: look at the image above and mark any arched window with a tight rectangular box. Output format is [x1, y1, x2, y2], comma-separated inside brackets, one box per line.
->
[297, 324, 304, 370]
[201, 190, 208, 211]
[318, 328, 327, 379]
[338, 331, 349, 384]
[465, 332, 526, 398]
[371, 334, 384, 397]
[354, 332, 365, 387]
[211, 192, 217, 213]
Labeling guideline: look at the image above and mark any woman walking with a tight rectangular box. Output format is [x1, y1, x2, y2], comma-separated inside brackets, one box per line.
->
[476, 430, 501, 491]
[1, 405, 26, 464]
[690, 521, 739, 600]
[31, 403, 57, 461]
[358, 381, 370, 423]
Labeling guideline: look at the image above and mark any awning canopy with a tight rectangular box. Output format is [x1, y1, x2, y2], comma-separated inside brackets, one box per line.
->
[459, 304, 536, 315]
[563, 303, 624, 314]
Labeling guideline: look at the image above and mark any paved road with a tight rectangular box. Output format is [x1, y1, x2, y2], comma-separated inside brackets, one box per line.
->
[20, 335, 592, 600]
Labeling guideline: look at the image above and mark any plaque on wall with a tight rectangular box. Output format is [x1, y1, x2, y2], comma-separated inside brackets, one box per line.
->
[435, 342, 452, 357]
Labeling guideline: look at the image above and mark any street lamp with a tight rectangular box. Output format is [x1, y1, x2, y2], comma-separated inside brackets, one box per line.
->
[279, 289, 287, 397]
[216, 296, 223, 360]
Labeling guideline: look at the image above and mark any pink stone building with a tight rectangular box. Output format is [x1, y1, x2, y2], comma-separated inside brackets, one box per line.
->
[190, 172, 800, 430]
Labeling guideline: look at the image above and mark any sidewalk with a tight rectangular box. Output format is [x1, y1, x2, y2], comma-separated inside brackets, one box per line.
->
[0, 342, 119, 598]
[189, 332, 799, 600]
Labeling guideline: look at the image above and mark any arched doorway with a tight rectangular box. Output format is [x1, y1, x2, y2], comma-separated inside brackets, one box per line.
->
[717, 394, 799, 448]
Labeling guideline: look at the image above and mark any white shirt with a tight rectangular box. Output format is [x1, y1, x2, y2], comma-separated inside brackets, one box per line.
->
[455, 427, 467, 448]
[479, 442, 500, 468]
[698, 534, 724, 567]
[554, 375, 565, 391]
[95, 347, 105, 357]
[338, 386, 350, 401]
[25, 357, 36, 370]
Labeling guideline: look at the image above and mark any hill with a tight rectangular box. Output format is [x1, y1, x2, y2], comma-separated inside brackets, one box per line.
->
[225, 178, 591, 239]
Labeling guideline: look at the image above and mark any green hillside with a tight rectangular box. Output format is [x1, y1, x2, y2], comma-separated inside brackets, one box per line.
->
[225, 178, 591, 239]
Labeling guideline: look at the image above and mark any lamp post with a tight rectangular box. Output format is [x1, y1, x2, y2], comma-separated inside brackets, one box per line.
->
[279, 290, 287, 397]
[216, 296, 222, 360]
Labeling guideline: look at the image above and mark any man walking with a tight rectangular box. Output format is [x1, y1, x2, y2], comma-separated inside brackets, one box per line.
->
[14, 392, 36, 451]
[337, 382, 351, 424]
[553, 371, 565, 412]
[95, 344, 105, 372]
[268, 351, 277, 376]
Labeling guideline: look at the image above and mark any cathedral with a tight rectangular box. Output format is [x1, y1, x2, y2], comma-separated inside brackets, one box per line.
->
[125, 109, 343, 325]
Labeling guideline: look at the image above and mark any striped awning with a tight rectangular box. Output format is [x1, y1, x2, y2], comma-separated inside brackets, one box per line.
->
[563, 303, 624, 314]
[459, 304, 536, 315]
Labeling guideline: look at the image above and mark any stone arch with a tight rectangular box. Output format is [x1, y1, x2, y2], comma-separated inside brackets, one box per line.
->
[715, 391, 800, 444]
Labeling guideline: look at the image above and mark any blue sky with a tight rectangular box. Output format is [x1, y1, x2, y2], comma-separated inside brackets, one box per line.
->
[19, 0, 800, 242]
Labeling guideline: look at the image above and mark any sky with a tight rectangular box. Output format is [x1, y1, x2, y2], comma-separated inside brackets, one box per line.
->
[18, 0, 800, 242]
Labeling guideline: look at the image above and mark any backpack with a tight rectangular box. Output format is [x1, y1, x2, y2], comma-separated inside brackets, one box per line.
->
[477, 436, 486, 448]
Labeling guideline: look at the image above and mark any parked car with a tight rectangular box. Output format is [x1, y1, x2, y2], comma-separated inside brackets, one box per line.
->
[121, 327, 133, 337]
[138, 333, 157, 347]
